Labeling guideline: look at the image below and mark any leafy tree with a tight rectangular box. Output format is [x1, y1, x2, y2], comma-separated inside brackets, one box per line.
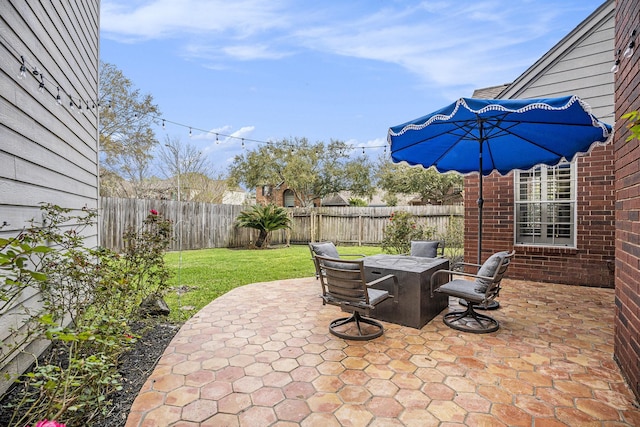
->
[622, 110, 640, 141]
[376, 160, 463, 205]
[229, 138, 374, 206]
[157, 136, 226, 202]
[99, 61, 161, 197]
[349, 197, 368, 206]
[236, 204, 291, 248]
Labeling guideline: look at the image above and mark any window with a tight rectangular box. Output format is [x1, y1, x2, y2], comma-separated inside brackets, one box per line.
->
[283, 189, 295, 207]
[262, 185, 271, 197]
[514, 162, 576, 247]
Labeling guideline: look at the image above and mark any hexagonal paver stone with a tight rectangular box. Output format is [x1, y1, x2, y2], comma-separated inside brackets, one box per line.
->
[274, 399, 311, 422]
[182, 399, 219, 423]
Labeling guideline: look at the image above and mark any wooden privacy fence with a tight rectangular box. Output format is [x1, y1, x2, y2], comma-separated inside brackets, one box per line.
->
[100, 197, 463, 252]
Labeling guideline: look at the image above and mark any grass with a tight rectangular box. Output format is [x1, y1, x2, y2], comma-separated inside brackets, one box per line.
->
[163, 244, 384, 322]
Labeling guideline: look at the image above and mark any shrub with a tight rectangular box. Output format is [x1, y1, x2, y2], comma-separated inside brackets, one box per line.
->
[381, 211, 434, 254]
[1, 204, 173, 426]
[438, 215, 464, 268]
[236, 204, 291, 248]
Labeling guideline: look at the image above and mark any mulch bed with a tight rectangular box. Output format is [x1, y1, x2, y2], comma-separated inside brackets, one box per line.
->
[0, 321, 182, 427]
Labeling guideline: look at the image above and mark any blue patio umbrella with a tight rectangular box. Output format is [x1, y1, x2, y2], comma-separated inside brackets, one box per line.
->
[388, 95, 612, 264]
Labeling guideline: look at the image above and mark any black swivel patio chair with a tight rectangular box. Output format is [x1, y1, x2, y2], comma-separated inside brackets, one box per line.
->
[314, 254, 398, 341]
[308, 242, 365, 279]
[430, 250, 515, 333]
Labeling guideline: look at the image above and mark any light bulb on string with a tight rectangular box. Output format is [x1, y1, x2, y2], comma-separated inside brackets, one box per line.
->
[189, 127, 192, 138]
[216, 134, 219, 144]
[611, 59, 620, 73]
[18, 56, 27, 80]
[611, 49, 621, 73]
[69, 96, 75, 110]
[162, 119, 166, 130]
[624, 30, 636, 59]
[38, 74, 45, 93]
[242, 138, 245, 150]
[56, 87, 62, 105]
[624, 41, 635, 59]
[77, 100, 84, 114]
[362, 147, 365, 155]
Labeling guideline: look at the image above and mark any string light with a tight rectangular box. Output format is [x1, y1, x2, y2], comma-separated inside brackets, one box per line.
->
[38, 73, 45, 93]
[12, 51, 390, 156]
[18, 56, 26, 80]
[624, 30, 636, 58]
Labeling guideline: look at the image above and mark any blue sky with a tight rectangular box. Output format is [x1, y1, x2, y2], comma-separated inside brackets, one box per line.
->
[100, 0, 608, 174]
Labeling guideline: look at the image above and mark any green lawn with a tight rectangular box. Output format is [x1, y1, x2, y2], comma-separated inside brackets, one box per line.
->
[163, 244, 384, 321]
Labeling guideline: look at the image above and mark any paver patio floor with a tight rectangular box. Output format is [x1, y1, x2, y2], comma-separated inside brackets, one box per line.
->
[125, 277, 640, 426]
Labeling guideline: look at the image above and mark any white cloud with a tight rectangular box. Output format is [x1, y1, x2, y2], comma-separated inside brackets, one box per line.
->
[102, 0, 594, 91]
[101, 0, 290, 41]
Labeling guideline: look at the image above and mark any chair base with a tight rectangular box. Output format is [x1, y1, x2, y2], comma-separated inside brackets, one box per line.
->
[459, 299, 500, 310]
[443, 304, 499, 334]
[329, 312, 384, 341]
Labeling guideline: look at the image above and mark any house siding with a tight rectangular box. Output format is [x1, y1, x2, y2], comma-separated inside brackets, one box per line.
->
[466, 0, 616, 287]
[614, 0, 640, 403]
[0, 0, 100, 394]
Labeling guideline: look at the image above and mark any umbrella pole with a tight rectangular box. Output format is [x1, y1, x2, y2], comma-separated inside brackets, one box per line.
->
[477, 119, 484, 265]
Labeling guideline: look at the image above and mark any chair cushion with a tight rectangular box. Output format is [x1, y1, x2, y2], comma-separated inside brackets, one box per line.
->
[367, 288, 390, 305]
[410, 240, 439, 258]
[310, 242, 340, 258]
[436, 279, 484, 302]
[324, 259, 361, 270]
[474, 251, 509, 293]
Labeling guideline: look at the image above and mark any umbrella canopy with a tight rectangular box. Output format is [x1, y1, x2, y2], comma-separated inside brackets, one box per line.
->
[388, 95, 612, 263]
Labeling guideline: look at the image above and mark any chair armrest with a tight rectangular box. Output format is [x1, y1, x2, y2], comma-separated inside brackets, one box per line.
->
[430, 269, 453, 297]
[367, 274, 399, 303]
[339, 253, 366, 258]
[453, 261, 481, 269]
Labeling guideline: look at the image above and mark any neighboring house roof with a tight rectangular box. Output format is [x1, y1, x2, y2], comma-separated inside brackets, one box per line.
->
[321, 193, 349, 206]
[472, 84, 510, 99]
[320, 190, 420, 207]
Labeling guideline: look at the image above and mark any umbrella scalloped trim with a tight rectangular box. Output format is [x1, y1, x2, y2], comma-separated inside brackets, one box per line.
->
[387, 95, 612, 142]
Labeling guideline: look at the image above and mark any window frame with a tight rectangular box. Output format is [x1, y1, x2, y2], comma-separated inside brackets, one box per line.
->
[513, 161, 577, 248]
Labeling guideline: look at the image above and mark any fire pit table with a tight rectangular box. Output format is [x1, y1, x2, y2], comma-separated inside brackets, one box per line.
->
[363, 254, 449, 329]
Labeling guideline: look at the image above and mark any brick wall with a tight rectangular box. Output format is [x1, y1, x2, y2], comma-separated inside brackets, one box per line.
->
[255, 184, 304, 207]
[614, 0, 640, 403]
[463, 142, 616, 288]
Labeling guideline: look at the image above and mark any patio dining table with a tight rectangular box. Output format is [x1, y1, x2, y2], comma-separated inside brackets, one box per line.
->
[363, 254, 449, 329]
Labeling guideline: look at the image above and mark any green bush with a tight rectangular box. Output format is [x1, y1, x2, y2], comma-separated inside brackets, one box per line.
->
[236, 204, 291, 248]
[1, 204, 173, 426]
[381, 211, 434, 254]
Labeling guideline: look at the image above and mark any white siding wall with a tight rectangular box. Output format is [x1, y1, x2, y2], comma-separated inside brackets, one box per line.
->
[499, 1, 615, 122]
[0, 0, 100, 394]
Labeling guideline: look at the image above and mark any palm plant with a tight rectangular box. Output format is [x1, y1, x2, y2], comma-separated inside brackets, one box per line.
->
[236, 204, 291, 248]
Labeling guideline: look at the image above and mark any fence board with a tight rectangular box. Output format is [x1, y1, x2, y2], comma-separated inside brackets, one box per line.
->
[100, 198, 463, 252]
